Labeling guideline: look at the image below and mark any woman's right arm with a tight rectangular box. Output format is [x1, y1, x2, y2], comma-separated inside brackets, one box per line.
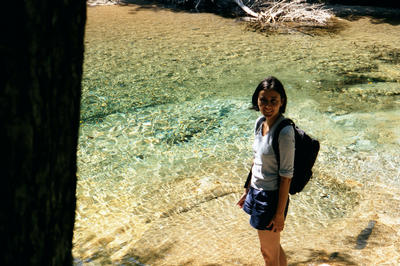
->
[243, 164, 253, 189]
[236, 187, 249, 208]
[238, 117, 260, 207]
[237, 163, 253, 208]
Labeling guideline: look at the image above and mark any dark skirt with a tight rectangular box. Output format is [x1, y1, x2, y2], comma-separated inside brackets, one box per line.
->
[243, 186, 289, 230]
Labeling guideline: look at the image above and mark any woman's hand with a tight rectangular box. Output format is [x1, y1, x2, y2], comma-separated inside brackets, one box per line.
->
[268, 213, 285, 232]
[236, 190, 248, 208]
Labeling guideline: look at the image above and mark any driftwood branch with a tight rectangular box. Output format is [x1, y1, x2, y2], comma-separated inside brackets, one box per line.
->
[233, 0, 260, 18]
[234, 0, 333, 27]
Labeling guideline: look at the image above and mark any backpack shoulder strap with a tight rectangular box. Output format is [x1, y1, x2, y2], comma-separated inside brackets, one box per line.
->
[272, 118, 295, 168]
[255, 116, 266, 135]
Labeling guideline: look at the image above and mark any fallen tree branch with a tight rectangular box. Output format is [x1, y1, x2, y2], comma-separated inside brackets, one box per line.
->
[233, 0, 260, 18]
[234, 0, 333, 29]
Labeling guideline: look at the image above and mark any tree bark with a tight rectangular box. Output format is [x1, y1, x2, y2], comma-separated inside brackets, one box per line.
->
[0, 1, 86, 265]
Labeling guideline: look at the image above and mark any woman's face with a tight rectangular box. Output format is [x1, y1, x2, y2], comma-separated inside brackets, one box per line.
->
[257, 89, 283, 120]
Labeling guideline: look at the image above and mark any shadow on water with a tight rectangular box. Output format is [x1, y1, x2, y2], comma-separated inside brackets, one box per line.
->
[355, 220, 376, 250]
[121, 0, 189, 14]
[342, 15, 400, 26]
[327, 5, 400, 25]
[120, 0, 238, 17]
[74, 241, 174, 265]
[370, 16, 400, 26]
[174, 262, 253, 266]
[120, 243, 174, 265]
[118, 0, 400, 24]
[119, 0, 400, 36]
[288, 249, 357, 266]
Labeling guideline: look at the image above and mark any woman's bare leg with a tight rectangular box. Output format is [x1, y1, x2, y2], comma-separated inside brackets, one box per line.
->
[279, 245, 287, 266]
[257, 230, 281, 266]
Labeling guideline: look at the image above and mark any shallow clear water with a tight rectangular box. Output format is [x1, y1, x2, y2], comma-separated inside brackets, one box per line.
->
[74, 4, 400, 265]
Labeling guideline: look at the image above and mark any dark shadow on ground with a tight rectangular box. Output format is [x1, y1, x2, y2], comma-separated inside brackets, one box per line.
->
[73, 241, 175, 265]
[120, 0, 239, 18]
[120, 1, 400, 21]
[119, 1, 400, 30]
[119, 242, 175, 265]
[287, 249, 357, 266]
[121, 0, 191, 13]
[327, 4, 400, 25]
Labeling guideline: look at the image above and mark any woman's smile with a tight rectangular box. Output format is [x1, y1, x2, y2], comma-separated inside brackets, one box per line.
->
[257, 90, 283, 121]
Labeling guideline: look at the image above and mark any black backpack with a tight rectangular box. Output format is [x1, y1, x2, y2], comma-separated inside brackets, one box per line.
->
[244, 117, 320, 195]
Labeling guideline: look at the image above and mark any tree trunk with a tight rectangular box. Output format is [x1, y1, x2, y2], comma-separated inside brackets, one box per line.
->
[0, 1, 86, 265]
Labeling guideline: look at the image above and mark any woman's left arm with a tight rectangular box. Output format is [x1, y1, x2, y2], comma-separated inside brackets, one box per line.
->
[269, 176, 291, 232]
[269, 125, 295, 232]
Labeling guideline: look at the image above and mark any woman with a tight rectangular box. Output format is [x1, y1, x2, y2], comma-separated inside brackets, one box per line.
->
[237, 76, 295, 266]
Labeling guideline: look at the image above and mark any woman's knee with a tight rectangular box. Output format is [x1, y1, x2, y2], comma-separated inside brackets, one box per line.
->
[260, 246, 268, 259]
[258, 230, 280, 264]
[260, 246, 278, 265]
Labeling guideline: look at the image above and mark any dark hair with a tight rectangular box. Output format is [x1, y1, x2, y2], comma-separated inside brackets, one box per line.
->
[251, 76, 287, 113]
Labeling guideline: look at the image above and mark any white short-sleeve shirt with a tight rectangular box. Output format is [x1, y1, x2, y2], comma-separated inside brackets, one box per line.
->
[251, 115, 295, 191]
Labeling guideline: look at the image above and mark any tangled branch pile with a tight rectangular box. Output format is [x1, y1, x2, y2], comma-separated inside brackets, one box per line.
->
[87, 0, 120, 6]
[236, 0, 334, 32]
